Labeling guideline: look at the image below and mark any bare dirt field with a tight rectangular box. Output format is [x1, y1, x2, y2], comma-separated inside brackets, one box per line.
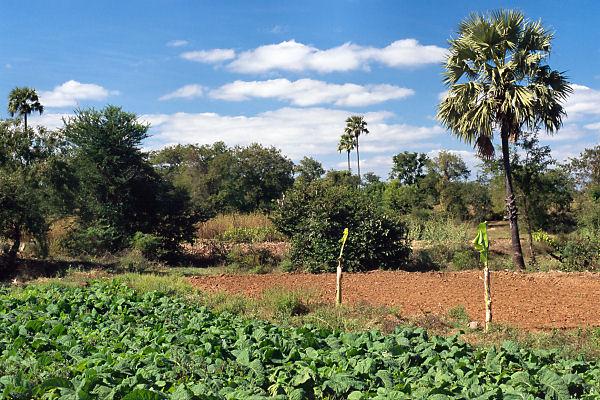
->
[190, 270, 600, 330]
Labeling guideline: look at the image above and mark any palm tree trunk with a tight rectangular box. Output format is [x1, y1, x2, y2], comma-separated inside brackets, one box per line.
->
[346, 151, 351, 173]
[24, 113, 27, 132]
[523, 196, 537, 267]
[501, 132, 526, 270]
[356, 136, 361, 181]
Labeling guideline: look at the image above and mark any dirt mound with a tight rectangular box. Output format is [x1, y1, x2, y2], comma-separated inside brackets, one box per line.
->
[189, 270, 600, 330]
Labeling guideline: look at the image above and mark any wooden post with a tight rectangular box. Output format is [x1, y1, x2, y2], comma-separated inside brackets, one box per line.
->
[336, 228, 349, 307]
[483, 263, 492, 332]
[474, 221, 491, 332]
[336, 258, 343, 306]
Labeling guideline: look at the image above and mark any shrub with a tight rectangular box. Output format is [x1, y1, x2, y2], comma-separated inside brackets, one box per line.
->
[117, 249, 160, 272]
[226, 245, 279, 273]
[272, 180, 411, 272]
[60, 221, 121, 257]
[451, 248, 480, 271]
[560, 236, 600, 271]
[130, 232, 164, 260]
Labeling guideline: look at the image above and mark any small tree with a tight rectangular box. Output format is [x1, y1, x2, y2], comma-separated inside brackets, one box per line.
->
[0, 120, 66, 272]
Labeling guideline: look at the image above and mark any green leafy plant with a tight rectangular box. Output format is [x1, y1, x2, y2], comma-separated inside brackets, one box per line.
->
[0, 282, 599, 399]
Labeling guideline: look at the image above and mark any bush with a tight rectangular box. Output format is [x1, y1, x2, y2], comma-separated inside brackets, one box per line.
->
[272, 180, 411, 272]
[226, 245, 279, 273]
[117, 249, 160, 272]
[451, 248, 480, 271]
[560, 236, 600, 271]
[130, 232, 164, 260]
[60, 221, 121, 257]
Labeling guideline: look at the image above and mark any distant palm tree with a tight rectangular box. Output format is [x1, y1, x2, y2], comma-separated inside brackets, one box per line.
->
[344, 116, 368, 181]
[437, 10, 572, 270]
[337, 133, 356, 173]
[8, 87, 44, 131]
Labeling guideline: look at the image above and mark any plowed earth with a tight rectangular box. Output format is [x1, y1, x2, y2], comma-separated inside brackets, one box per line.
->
[190, 270, 600, 330]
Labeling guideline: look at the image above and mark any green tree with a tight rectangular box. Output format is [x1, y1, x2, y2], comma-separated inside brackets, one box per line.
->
[437, 10, 572, 269]
[389, 152, 429, 184]
[7, 87, 44, 132]
[344, 116, 369, 181]
[151, 142, 293, 214]
[0, 120, 66, 272]
[272, 179, 411, 272]
[62, 106, 197, 257]
[337, 133, 356, 173]
[430, 151, 470, 182]
[294, 156, 325, 183]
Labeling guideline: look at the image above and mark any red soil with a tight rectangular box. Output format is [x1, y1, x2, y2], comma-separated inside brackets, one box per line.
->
[189, 270, 600, 330]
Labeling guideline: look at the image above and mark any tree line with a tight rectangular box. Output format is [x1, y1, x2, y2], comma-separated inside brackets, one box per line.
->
[1, 10, 598, 275]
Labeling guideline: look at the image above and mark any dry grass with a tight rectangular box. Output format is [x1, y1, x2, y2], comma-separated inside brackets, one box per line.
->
[197, 213, 273, 240]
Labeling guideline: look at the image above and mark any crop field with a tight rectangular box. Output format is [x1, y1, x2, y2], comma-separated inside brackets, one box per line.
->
[1, 281, 600, 399]
[190, 270, 600, 330]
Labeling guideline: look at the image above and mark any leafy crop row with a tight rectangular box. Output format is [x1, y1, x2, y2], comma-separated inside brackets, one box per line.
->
[1, 282, 599, 399]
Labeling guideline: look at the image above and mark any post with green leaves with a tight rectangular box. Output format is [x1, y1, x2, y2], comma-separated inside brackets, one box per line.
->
[473, 222, 491, 332]
[336, 228, 349, 306]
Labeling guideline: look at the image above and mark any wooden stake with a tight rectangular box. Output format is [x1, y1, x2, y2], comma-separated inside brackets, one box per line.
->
[336, 258, 342, 306]
[336, 228, 349, 306]
[483, 264, 492, 332]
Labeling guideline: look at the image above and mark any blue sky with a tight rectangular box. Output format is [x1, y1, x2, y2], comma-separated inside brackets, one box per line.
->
[1, 0, 599, 177]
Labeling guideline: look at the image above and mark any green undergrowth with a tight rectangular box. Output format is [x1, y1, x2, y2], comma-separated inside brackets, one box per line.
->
[2, 281, 600, 399]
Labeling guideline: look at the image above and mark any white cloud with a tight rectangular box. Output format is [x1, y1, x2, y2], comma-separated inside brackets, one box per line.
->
[584, 121, 600, 131]
[167, 39, 189, 47]
[141, 107, 444, 160]
[370, 39, 448, 67]
[209, 78, 414, 106]
[180, 49, 236, 63]
[565, 84, 600, 119]
[28, 113, 70, 130]
[159, 84, 204, 101]
[186, 39, 446, 73]
[40, 80, 117, 108]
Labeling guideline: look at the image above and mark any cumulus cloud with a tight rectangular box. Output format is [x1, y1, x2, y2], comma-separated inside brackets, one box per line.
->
[40, 80, 117, 108]
[141, 107, 444, 159]
[209, 78, 414, 106]
[565, 84, 600, 119]
[159, 84, 204, 101]
[180, 49, 236, 63]
[28, 113, 70, 130]
[167, 39, 189, 47]
[185, 39, 446, 73]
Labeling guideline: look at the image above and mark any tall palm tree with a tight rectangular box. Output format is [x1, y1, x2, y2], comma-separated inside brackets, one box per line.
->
[7, 87, 44, 131]
[337, 133, 356, 173]
[344, 116, 369, 181]
[437, 10, 571, 270]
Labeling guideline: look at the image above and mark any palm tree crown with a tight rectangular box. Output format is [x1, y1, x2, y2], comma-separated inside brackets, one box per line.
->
[8, 87, 44, 131]
[437, 10, 571, 157]
[344, 116, 369, 181]
[337, 133, 356, 173]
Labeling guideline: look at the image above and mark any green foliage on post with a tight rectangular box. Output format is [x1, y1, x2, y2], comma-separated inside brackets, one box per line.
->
[473, 222, 490, 267]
